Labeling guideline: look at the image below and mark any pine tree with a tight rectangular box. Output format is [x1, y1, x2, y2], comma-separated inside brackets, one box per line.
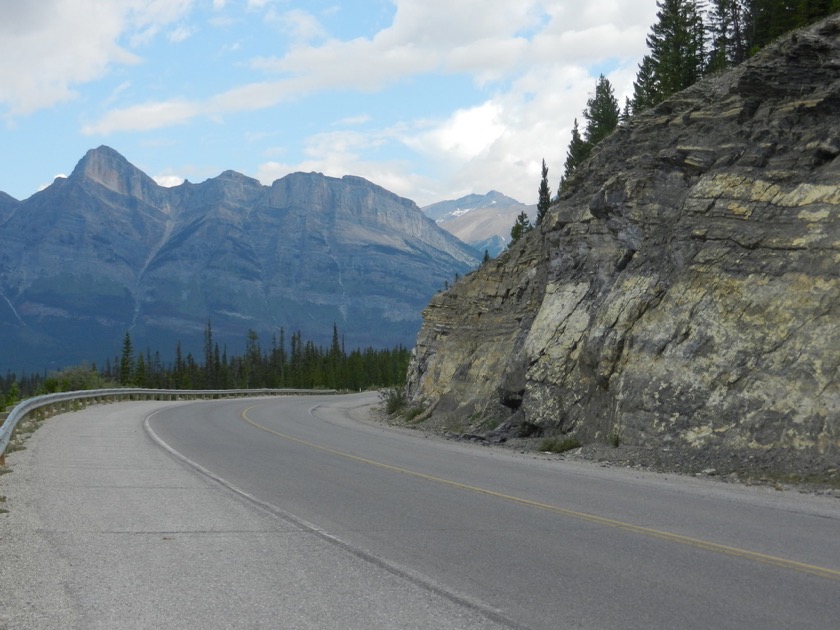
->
[583, 75, 620, 146]
[631, 54, 660, 114]
[558, 118, 590, 195]
[509, 211, 532, 244]
[707, 0, 750, 71]
[620, 97, 633, 124]
[119, 332, 133, 386]
[633, 0, 706, 113]
[536, 159, 551, 226]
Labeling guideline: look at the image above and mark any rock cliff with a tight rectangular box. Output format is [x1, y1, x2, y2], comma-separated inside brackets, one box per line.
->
[407, 16, 840, 481]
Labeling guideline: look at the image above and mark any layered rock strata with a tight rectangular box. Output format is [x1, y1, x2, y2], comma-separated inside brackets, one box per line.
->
[407, 16, 840, 478]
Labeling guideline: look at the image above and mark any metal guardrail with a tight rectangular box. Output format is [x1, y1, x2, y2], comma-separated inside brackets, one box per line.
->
[0, 387, 335, 466]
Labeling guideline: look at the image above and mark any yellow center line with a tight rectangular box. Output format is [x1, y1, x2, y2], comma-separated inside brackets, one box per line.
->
[241, 404, 840, 582]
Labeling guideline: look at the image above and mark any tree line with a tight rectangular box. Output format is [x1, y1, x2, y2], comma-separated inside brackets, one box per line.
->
[508, 0, 839, 243]
[1, 323, 411, 405]
[630, 0, 839, 114]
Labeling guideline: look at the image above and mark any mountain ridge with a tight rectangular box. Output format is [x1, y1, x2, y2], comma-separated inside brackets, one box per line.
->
[423, 191, 535, 257]
[0, 147, 479, 372]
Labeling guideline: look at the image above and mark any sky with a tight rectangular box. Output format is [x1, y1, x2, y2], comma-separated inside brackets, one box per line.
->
[0, 0, 659, 208]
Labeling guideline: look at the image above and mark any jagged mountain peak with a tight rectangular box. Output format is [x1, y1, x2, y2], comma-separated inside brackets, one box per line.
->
[70, 145, 159, 198]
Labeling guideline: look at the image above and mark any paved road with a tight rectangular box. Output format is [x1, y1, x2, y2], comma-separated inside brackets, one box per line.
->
[2, 393, 840, 629]
[0, 397, 509, 630]
[148, 393, 840, 629]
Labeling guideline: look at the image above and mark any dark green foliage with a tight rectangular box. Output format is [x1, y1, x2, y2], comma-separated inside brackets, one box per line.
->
[633, 0, 706, 115]
[631, 54, 661, 114]
[2, 378, 21, 409]
[6, 324, 410, 398]
[707, 0, 750, 71]
[630, 0, 840, 116]
[536, 159, 551, 226]
[559, 76, 619, 195]
[539, 436, 583, 453]
[559, 118, 590, 195]
[509, 210, 533, 244]
[583, 75, 620, 146]
[40, 364, 113, 393]
[119, 332, 134, 386]
[380, 387, 407, 414]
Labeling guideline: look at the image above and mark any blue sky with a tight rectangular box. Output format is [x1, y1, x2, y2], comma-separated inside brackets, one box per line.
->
[1, 0, 658, 207]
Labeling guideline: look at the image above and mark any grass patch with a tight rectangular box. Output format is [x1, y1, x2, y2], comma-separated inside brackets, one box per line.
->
[608, 430, 620, 448]
[380, 387, 407, 415]
[403, 406, 425, 422]
[539, 437, 582, 454]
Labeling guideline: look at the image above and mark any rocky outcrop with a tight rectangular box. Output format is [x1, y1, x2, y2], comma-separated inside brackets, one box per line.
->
[407, 16, 840, 479]
[0, 147, 479, 372]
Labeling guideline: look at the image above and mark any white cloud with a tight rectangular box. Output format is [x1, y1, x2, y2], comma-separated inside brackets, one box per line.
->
[0, 0, 194, 116]
[267, 9, 326, 43]
[153, 174, 185, 187]
[84, 0, 655, 135]
[82, 99, 200, 135]
[22, 0, 661, 205]
[240, 0, 660, 205]
[406, 102, 505, 160]
[38, 174, 68, 192]
[168, 25, 196, 43]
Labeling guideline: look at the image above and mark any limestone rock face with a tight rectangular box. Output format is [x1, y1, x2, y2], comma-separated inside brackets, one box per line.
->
[408, 17, 840, 475]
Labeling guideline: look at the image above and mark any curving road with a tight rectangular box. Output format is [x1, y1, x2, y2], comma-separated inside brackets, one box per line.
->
[2, 393, 839, 629]
[148, 393, 840, 629]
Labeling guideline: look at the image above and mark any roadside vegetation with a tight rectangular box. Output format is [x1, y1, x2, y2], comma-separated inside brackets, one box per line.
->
[1, 323, 410, 401]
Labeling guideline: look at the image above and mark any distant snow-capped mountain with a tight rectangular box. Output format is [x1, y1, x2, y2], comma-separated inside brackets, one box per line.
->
[423, 191, 535, 257]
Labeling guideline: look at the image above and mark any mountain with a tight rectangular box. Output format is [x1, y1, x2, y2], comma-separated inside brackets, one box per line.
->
[0, 191, 18, 221]
[0, 147, 480, 373]
[423, 191, 535, 257]
[407, 16, 840, 481]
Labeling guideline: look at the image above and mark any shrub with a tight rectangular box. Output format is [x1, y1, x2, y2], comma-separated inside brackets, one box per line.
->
[404, 406, 425, 422]
[539, 437, 582, 454]
[380, 387, 407, 415]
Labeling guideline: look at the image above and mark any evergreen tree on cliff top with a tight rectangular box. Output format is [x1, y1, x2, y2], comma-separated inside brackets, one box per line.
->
[632, 0, 706, 114]
[558, 76, 620, 195]
[536, 159, 551, 226]
[583, 75, 620, 146]
[707, 0, 750, 71]
[559, 119, 590, 196]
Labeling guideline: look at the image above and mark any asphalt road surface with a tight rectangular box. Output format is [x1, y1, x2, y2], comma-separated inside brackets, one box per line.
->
[2, 393, 839, 629]
[148, 393, 840, 629]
